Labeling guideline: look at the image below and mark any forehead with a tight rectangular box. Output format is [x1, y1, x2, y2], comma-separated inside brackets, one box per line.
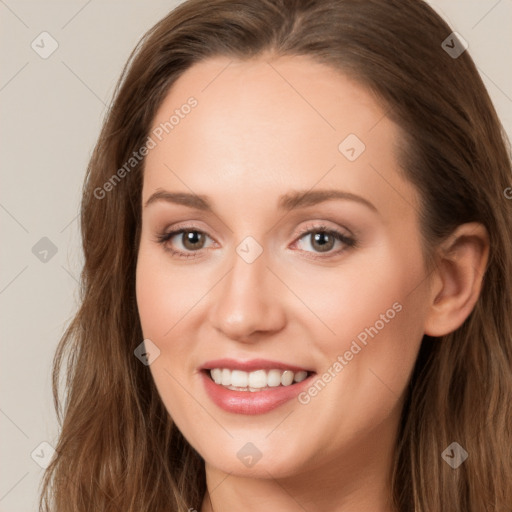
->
[149, 54, 387, 143]
[143, 54, 420, 221]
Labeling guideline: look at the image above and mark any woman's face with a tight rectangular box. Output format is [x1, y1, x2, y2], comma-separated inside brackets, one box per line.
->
[136, 54, 432, 478]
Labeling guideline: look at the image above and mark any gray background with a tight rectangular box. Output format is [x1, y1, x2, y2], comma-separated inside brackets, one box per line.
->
[1, 1, 511, 510]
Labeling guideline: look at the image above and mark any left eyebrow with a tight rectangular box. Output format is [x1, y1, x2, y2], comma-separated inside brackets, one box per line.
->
[143, 188, 378, 214]
[277, 189, 378, 213]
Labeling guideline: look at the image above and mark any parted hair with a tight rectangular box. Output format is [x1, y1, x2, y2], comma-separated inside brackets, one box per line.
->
[39, 1, 512, 510]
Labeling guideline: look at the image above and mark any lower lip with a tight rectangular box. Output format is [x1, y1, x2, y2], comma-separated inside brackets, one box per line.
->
[200, 370, 316, 415]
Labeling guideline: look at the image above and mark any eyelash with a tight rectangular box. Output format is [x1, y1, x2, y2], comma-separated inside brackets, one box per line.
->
[155, 223, 357, 261]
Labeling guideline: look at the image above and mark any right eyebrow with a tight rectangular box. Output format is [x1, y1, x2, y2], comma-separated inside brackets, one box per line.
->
[144, 190, 210, 210]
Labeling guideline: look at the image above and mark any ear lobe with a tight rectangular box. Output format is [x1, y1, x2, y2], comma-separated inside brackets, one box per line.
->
[424, 222, 489, 337]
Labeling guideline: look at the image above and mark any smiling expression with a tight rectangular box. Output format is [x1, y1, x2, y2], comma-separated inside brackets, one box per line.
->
[135, 53, 432, 477]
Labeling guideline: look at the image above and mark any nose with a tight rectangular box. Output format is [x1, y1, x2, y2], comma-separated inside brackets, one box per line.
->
[207, 246, 287, 343]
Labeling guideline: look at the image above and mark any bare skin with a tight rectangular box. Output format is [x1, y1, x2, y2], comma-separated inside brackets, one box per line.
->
[135, 54, 489, 512]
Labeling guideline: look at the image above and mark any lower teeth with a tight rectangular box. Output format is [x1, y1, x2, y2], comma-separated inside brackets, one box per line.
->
[224, 384, 289, 392]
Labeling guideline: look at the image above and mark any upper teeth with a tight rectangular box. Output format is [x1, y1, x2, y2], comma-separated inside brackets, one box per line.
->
[209, 368, 309, 390]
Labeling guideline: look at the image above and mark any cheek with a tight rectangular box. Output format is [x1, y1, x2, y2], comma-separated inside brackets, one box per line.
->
[307, 244, 427, 423]
[135, 242, 197, 339]
[135, 245, 200, 426]
[286, 236, 426, 344]
[135, 242, 207, 397]
[289, 264, 426, 459]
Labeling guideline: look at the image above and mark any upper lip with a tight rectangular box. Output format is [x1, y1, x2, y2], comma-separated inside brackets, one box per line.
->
[200, 358, 315, 373]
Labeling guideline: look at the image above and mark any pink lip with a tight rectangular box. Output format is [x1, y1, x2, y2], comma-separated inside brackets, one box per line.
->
[200, 368, 316, 415]
[200, 358, 313, 373]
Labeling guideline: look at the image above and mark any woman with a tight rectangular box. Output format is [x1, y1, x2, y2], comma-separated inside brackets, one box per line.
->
[39, 0, 512, 510]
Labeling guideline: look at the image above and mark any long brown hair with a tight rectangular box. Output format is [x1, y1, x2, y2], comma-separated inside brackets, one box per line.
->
[39, 1, 512, 510]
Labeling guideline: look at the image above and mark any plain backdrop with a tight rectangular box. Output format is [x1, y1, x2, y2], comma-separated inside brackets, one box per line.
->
[1, 1, 511, 510]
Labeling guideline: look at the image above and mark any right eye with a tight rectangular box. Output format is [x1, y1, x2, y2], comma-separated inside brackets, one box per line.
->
[156, 227, 216, 259]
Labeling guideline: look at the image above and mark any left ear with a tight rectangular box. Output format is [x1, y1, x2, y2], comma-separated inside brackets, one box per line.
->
[423, 222, 490, 337]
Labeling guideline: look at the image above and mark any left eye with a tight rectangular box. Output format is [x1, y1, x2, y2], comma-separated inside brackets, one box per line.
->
[290, 223, 356, 260]
[294, 227, 355, 255]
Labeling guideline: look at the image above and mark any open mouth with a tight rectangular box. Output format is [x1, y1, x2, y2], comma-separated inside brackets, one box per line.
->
[202, 368, 316, 392]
